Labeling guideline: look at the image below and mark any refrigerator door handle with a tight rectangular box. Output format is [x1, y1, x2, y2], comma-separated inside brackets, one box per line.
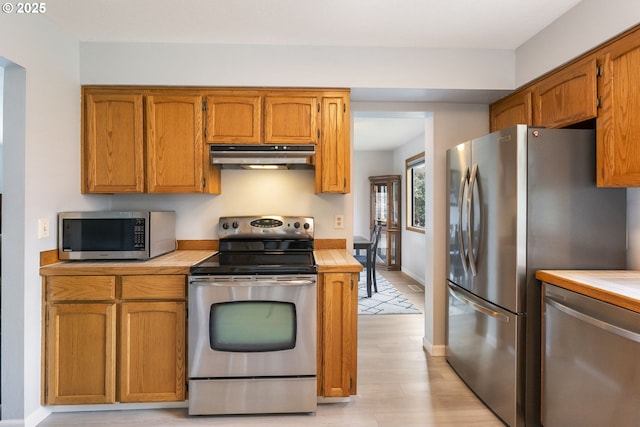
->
[467, 163, 479, 276]
[546, 296, 640, 344]
[449, 283, 510, 323]
[458, 166, 469, 273]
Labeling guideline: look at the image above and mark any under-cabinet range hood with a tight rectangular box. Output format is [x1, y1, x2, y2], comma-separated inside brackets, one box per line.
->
[210, 144, 315, 169]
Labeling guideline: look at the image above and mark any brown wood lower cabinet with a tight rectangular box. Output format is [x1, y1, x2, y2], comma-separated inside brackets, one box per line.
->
[44, 268, 359, 404]
[44, 274, 186, 405]
[119, 301, 186, 402]
[317, 272, 358, 397]
[46, 302, 117, 404]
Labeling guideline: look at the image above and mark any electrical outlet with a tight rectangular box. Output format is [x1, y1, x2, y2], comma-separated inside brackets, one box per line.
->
[38, 218, 50, 239]
[334, 214, 344, 229]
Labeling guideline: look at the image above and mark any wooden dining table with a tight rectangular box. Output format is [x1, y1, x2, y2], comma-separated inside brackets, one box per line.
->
[354, 235, 373, 297]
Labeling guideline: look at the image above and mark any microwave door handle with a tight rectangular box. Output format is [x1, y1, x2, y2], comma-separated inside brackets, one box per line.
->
[458, 166, 469, 273]
[467, 163, 479, 276]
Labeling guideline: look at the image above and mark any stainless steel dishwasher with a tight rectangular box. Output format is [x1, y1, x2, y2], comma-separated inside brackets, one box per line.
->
[542, 283, 640, 427]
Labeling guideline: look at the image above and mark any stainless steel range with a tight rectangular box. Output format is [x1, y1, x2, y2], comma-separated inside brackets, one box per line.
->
[188, 215, 317, 416]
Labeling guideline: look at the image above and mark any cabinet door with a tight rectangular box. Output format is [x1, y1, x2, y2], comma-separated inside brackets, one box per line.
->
[597, 27, 640, 187]
[316, 96, 350, 193]
[83, 92, 144, 193]
[146, 94, 216, 193]
[205, 93, 262, 143]
[46, 303, 116, 404]
[489, 90, 532, 132]
[119, 301, 186, 402]
[318, 272, 358, 397]
[533, 55, 597, 128]
[264, 95, 319, 144]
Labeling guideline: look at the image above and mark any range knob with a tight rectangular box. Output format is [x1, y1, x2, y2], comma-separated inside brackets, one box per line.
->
[221, 222, 229, 230]
[232, 221, 239, 229]
[294, 222, 301, 229]
[303, 223, 310, 230]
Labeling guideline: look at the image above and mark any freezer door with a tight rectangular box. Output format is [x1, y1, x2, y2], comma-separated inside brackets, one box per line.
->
[447, 141, 472, 290]
[446, 281, 524, 427]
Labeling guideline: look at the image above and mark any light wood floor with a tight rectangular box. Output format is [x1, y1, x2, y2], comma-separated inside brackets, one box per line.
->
[38, 271, 503, 427]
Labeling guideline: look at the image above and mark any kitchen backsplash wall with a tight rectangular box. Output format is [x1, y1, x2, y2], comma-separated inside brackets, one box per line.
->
[110, 169, 351, 240]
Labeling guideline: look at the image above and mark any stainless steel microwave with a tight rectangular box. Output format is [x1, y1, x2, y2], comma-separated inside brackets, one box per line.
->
[58, 211, 176, 260]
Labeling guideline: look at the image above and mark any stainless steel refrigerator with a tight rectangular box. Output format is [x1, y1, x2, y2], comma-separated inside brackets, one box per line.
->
[445, 125, 627, 427]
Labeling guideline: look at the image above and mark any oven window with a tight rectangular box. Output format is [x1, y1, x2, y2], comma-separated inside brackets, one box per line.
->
[209, 301, 297, 352]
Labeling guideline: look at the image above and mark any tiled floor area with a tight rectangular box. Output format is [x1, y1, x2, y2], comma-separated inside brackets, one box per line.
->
[38, 270, 503, 427]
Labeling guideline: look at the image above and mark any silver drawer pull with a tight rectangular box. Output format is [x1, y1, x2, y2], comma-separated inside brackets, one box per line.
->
[546, 296, 640, 344]
[449, 284, 510, 323]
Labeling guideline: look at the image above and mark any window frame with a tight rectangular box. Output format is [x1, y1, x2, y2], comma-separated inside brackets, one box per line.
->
[405, 152, 425, 233]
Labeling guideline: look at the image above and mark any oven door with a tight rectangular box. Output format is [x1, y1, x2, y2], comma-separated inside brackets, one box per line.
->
[188, 275, 317, 378]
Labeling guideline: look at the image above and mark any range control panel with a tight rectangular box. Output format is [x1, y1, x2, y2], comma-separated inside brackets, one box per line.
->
[218, 215, 314, 239]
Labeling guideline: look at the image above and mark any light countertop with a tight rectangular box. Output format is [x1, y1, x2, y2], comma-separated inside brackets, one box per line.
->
[40, 249, 362, 276]
[536, 270, 640, 313]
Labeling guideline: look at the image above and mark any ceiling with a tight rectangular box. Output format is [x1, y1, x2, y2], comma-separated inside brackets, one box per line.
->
[44, 0, 583, 150]
[46, 0, 582, 49]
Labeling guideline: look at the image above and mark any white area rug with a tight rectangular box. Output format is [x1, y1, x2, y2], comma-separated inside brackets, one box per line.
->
[358, 270, 421, 315]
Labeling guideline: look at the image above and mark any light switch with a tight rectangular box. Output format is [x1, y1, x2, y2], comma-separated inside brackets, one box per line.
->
[38, 218, 50, 239]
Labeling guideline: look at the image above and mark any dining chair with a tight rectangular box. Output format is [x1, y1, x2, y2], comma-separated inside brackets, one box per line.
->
[355, 224, 382, 294]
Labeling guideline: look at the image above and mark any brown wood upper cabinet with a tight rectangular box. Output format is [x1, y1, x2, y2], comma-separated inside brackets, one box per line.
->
[83, 92, 145, 193]
[264, 94, 319, 144]
[596, 25, 640, 187]
[204, 92, 262, 144]
[82, 88, 221, 194]
[532, 55, 598, 128]
[205, 91, 319, 145]
[84, 86, 351, 194]
[145, 93, 216, 193]
[315, 94, 350, 193]
[489, 89, 533, 132]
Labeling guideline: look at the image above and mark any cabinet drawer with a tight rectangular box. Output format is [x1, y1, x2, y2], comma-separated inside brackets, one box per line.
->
[121, 275, 186, 300]
[47, 276, 116, 302]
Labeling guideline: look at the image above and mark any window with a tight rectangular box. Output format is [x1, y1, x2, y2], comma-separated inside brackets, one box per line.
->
[406, 152, 425, 232]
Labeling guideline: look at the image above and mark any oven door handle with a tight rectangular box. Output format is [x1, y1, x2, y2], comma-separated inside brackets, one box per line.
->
[189, 277, 317, 287]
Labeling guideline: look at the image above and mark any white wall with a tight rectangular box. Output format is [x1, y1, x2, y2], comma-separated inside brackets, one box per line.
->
[352, 150, 394, 238]
[80, 43, 516, 91]
[516, 0, 640, 85]
[0, 12, 88, 426]
[110, 170, 349, 240]
[393, 127, 431, 285]
[0, 65, 3, 192]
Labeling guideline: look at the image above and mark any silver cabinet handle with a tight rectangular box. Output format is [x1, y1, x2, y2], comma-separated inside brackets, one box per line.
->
[449, 283, 510, 323]
[467, 163, 479, 276]
[457, 166, 469, 273]
[546, 296, 640, 344]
